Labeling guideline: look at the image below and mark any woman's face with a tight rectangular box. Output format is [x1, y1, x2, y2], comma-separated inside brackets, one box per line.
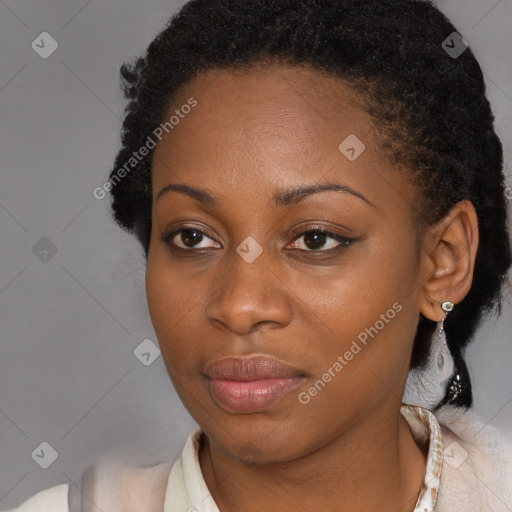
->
[146, 64, 429, 463]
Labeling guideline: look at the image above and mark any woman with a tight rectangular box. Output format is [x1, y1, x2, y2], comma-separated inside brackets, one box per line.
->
[6, 0, 512, 510]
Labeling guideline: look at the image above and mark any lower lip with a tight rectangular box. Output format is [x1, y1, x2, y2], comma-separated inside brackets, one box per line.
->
[208, 377, 304, 413]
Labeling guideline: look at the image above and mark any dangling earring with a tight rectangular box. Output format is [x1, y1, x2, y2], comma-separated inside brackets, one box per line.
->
[402, 301, 456, 409]
[438, 301, 454, 337]
[448, 374, 463, 402]
[439, 301, 463, 403]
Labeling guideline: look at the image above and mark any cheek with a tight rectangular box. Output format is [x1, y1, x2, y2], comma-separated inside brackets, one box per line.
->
[145, 261, 175, 332]
[294, 280, 413, 381]
[294, 236, 420, 385]
[291, 271, 417, 421]
[145, 246, 205, 326]
[145, 254, 196, 366]
[300, 235, 417, 328]
[145, 249, 220, 386]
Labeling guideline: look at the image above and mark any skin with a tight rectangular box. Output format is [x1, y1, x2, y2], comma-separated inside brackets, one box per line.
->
[145, 63, 479, 512]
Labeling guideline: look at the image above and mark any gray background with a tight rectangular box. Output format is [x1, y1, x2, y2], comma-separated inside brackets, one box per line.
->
[1, 0, 511, 508]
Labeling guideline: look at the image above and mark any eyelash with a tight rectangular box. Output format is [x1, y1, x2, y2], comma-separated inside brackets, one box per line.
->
[160, 226, 356, 254]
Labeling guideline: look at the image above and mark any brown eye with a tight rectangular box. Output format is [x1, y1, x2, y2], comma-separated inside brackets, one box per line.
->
[179, 229, 204, 248]
[161, 228, 221, 250]
[288, 229, 354, 252]
[303, 231, 328, 250]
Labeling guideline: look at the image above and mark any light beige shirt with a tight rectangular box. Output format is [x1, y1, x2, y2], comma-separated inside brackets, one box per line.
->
[3, 404, 511, 512]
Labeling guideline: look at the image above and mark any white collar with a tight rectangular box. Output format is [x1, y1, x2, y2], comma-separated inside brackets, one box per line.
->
[164, 404, 443, 512]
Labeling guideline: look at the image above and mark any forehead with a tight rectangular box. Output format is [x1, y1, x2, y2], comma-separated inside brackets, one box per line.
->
[178, 63, 366, 119]
[153, 65, 372, 175]
[150, 64, 416, 220]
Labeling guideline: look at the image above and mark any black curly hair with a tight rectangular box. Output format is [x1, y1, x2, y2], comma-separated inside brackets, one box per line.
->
[107, 0, 511, 409]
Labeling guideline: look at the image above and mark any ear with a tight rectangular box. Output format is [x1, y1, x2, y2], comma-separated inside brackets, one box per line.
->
[418, 200, 479, 322]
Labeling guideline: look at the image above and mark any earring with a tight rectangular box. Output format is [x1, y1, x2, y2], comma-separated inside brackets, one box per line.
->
[402, 300, 461, 409]
[447, 374, 463, 402]
[402, 301, 456, 409]
[438, 301, 454, 337]
[438, 301, 463, 403]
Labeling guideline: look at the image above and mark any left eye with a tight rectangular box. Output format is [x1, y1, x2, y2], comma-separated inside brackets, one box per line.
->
[287, 230, 354, 251]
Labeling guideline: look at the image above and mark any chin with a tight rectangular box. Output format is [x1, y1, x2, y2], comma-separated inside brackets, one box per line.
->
[201, 414, 313, 465]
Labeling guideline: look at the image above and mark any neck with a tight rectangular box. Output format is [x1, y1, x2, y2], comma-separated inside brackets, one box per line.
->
[199, 403, 427, 512]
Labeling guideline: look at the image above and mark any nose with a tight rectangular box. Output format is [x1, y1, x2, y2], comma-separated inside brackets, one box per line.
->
[205, 247, 293, 335]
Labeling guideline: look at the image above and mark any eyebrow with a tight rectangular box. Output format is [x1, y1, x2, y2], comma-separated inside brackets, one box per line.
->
[156, 181, 372, 207]
[157, 183, 221, 206]
[273, 182, 371, 206]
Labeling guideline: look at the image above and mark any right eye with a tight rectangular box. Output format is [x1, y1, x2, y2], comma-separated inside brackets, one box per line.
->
[160, 228, 222, 250]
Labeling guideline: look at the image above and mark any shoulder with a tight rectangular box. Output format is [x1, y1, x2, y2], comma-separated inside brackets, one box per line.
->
[0, 484, 69, 512]
[435, 405, 512, 512]
[75, 459, 173, 512]
[2, 460, 173, 512]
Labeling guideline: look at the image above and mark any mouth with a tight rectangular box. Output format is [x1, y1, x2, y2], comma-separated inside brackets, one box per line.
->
[204, 355, 306, 413]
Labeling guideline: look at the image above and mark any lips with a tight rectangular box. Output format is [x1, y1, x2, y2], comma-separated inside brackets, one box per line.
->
[205, 356, 305, 413]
